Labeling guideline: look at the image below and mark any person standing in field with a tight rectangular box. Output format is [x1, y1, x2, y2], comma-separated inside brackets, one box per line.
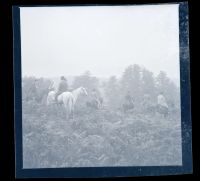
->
[91, 88, 100, 108]
[29, 78, 39, 102]
[125, 90, 134, 106]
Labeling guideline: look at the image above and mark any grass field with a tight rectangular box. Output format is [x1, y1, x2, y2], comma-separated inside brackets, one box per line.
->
[22, 100, 182, 168]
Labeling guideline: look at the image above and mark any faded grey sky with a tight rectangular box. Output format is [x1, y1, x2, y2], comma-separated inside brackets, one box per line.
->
[20, 4, 180, 81]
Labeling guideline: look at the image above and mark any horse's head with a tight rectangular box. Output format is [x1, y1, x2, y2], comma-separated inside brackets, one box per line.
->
[48, 81, 56, 91]
[80, 87, 88, 96]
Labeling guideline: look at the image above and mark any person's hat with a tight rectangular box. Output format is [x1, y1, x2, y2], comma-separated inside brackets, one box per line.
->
[61, 76, 66, 80]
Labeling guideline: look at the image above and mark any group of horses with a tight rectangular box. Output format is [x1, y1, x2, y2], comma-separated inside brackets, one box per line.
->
[46, 86, 169, 120]
[122, 99, 169, 117]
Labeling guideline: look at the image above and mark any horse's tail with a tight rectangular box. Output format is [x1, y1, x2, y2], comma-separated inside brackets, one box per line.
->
[62, 93, 74, 116]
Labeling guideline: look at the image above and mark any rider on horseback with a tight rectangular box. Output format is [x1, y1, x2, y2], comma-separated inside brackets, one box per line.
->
[125, 90, 134, 105]
[122, 90, 134, 112]
[157, 91, 168, 116]
[91, 88, 100, 108]
[142, 94, 151, 109]
[157, 92, 168, 108]
[55, 76, 68, 102]
[28, 78, 39, 102]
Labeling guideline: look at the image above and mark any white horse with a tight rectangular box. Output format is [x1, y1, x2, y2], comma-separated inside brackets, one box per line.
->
[47, 87, 88, 119]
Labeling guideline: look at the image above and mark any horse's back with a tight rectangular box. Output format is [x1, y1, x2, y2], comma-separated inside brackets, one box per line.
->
[62, 91, 73, 98]
[61, 92, 74, 104]
[47, 91, 56, 105]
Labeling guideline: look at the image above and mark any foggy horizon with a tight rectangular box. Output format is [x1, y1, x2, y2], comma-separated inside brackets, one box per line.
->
[22, 67, 180, 83]
[20, 4, 180, 82]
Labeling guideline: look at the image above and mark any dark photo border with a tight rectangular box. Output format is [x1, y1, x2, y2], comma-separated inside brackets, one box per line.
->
[13, 2, 192, 178]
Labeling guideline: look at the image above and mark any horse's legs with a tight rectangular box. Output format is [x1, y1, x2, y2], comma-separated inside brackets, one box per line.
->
[70, 106, 74, 119]
[64, 104, 69, 120]
[164, 108, 168, 118]
[71, 110, 74, 119]
[65, 110, 70, 120]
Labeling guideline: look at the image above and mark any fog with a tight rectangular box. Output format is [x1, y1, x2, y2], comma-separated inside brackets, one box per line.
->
[20, 4, 180, 81]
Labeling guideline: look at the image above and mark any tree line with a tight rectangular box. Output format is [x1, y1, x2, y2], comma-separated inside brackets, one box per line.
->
[22, 64, 180, 111]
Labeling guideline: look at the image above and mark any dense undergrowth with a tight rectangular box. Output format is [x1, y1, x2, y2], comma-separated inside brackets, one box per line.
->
[22, 100, 182, 168]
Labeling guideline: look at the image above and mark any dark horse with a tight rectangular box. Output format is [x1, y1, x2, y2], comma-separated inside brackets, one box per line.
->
[156, 104, 169, 118]
[86, 97, 103, 110]
[122, 101, 134, 113]
[145, 104, 169, 118]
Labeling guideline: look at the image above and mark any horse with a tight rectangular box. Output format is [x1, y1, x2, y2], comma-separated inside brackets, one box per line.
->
[47, 87, 88, 119]
[143, 103, 169, 118]
[156, 104, 169, 118]
[86, 97, 103, 110]
[122, 101, 134, 113]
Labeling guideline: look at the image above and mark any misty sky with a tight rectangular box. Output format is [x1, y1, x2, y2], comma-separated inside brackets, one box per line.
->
[20, 4, 180, 80]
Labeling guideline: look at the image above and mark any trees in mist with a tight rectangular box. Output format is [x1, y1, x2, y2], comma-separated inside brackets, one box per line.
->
[72, 71, 99, 92]
[22, 64, 179, 111]
[103, 64, 179, 110]
[104, 76, 120, 110]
